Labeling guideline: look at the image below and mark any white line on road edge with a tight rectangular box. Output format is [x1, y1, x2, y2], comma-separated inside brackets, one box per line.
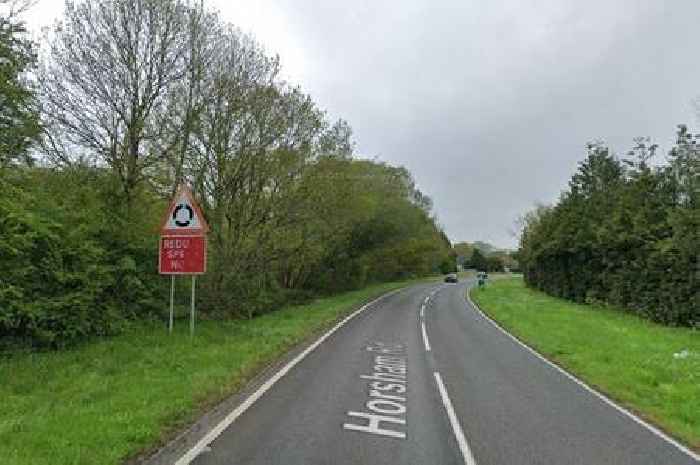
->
[466, 289, 700, 463]
[424, 296, 430, 304]
[174, 288, 404, 465]
[420, 304, 425, 319]
[433, 372, 477, 465]
[421, 321, 431, 352]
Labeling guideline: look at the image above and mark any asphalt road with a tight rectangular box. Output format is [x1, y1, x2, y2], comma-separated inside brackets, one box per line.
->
[176, 279, 697, 465]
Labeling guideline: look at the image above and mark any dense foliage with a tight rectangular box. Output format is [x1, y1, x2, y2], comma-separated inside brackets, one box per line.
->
[0, 0, 452, 348]
[519, 134, 699, 327]
[1, 168, 163, 347]
[0, 0, 39, 167]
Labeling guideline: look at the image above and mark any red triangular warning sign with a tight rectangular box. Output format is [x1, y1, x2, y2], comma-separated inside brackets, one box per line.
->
[160, 185, 210, 236]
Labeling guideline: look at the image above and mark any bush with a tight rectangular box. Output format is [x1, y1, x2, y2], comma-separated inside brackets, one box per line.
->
[0, 168, 163, 348]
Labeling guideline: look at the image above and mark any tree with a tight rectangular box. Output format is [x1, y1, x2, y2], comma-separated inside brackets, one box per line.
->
[39, 0, 195, 203]
[668, 125, 700, 209]
[187, 33, 326, 314]
[568, 142, 624, 200]
[470, 249, 488, 271]
[453, 242, 474, 267]
[485, 256, 504, 272]
[318, 118, 354, 158]
[0, 0, 40, 167]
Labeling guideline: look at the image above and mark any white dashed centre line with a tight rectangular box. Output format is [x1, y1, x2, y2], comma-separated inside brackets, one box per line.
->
[421, 321, 431, 352]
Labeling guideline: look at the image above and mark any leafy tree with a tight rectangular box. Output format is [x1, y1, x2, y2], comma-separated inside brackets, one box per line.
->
[470, 249, 488, 271]
[0, 0, 40, 167]
[453, 242, 474, 267]
[485, 256, 504, 272]
[668, 125, 700, 209]
[39, 0, 196, 203]
[318, 118, 355, 158]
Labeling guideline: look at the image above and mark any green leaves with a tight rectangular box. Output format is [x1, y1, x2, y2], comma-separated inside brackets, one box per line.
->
[0, 167, 163, 348]
[0, 12, 39, 167]
[269, 158, 451, 296]
[519, 132, 699, 327]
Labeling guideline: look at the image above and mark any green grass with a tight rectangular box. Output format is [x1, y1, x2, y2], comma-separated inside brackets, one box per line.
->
[0, 280, 416, 465]
[471, 277, 700, 451]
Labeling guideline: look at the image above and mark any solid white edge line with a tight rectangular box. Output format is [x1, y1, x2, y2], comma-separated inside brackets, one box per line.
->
[465, 288, 700, 463]
[421, 320, 431, 352]
[174, 288, 404, 465]
[434, 372, 478, 465]
[420, 304, 425, 319]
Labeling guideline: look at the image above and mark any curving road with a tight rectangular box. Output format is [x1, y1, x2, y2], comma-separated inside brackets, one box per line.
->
[154, 279, 698, 465]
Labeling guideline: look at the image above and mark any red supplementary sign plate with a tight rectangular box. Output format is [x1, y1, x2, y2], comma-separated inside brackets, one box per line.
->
[159, 235, 207, 274]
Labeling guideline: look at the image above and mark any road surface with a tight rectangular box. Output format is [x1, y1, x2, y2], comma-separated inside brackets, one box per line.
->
[160, 279, 698, 465]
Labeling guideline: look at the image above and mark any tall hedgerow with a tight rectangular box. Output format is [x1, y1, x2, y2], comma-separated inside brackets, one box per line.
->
[519, 134, 699, 327]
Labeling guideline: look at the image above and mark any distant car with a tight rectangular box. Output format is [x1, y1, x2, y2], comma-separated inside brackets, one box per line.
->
[444, 273, 458, 283]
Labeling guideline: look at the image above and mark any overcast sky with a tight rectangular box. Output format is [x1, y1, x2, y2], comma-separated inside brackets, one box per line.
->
[23, 0, 700, 248]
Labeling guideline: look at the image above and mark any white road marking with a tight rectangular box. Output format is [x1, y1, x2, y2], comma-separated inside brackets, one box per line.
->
[344, 411, 406, 439]
[433, 372, 477, 465]
[420, 304, 425, 319]
[424, 296, 430, 304]
[465, 289, 700, 463]
[174, 289, 404, 465]
[421, 320, 431, 352]
[344, 343, 408, 439]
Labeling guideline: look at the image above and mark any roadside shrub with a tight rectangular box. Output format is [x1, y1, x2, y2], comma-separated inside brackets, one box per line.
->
[0, 168, 162, 348]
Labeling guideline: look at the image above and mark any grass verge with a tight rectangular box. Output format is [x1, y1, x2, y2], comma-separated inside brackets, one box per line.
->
[471, 277, 699, 451]
[0, 280, 418, 465]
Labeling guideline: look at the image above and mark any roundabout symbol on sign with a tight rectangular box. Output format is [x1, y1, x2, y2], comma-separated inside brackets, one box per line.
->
[173, 203, 194, 227]
[160, 185, 209, 235]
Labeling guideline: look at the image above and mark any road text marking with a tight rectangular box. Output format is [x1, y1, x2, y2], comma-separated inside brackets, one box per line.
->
[344, 342, 408, 439]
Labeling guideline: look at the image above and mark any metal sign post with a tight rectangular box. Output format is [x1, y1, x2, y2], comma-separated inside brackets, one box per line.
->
[169, 275, 175, 333]
[190, 276, 196, 338]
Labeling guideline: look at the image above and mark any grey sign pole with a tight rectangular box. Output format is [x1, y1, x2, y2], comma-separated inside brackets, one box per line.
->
[169, 275, 175, 333]
[190, 275, 196, 337]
